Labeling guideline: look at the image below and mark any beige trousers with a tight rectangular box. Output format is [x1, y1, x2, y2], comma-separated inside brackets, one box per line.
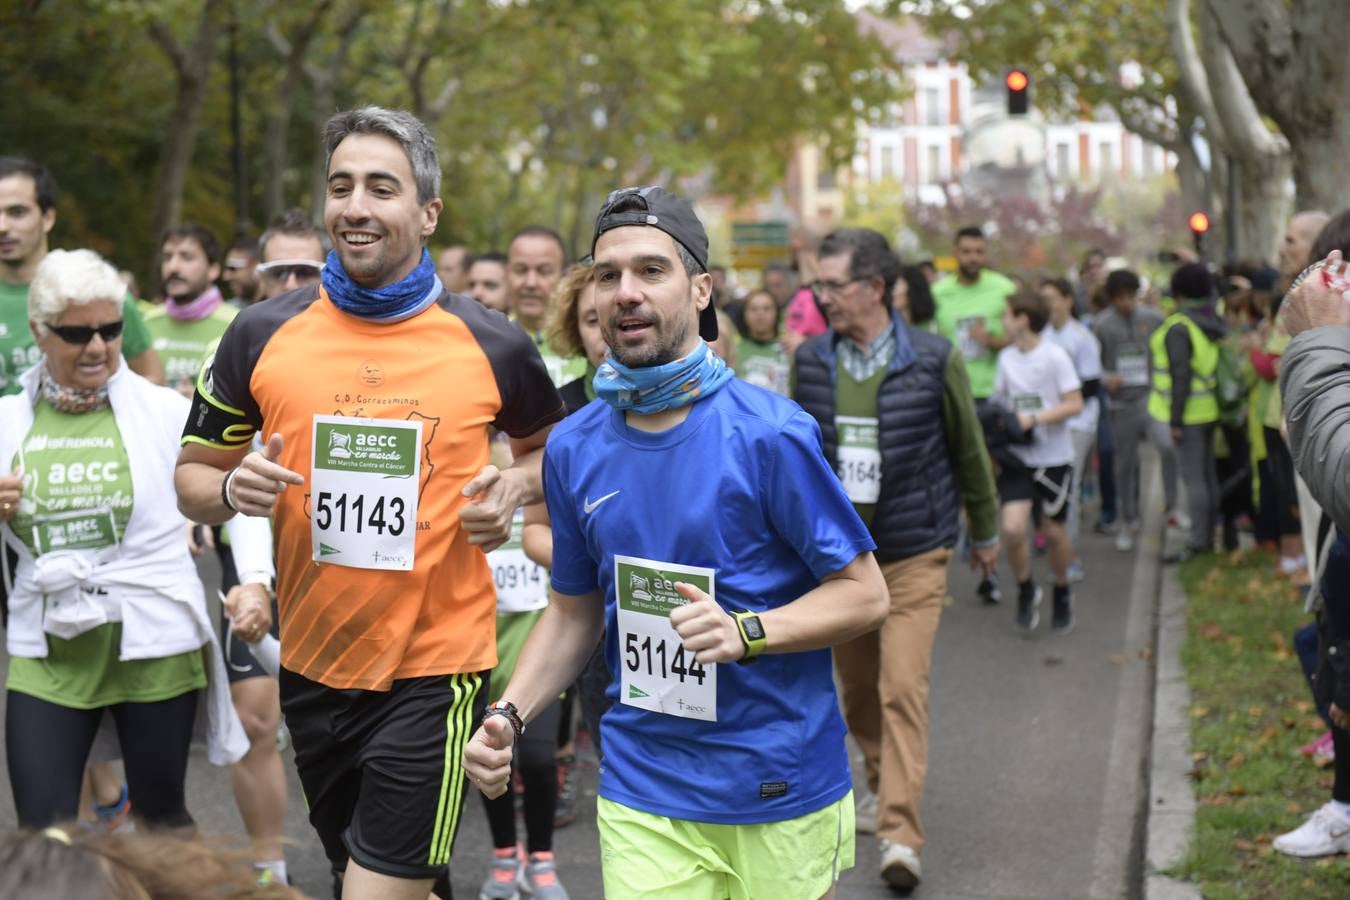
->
[834, 546, 950, 852]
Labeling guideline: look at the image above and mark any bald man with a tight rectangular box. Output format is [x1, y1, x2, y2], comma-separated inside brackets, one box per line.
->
[1280, 211, 1331, 286]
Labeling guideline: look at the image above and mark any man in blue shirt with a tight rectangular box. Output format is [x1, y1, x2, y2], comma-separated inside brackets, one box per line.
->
[463, 186, 888, 899]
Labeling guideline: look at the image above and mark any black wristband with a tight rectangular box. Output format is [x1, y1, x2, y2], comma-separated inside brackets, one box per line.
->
[484, 700, 525, 738]
[220, 466, 239, 513]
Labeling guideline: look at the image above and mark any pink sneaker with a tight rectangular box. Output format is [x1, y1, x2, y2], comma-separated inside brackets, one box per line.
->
[1299, 731, 1335, 764]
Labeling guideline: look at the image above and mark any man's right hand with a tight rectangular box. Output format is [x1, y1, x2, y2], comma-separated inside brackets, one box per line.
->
[226, 433, 305, 517]
[463, 715, 517, 798]
[1104, 373, 1122, 395]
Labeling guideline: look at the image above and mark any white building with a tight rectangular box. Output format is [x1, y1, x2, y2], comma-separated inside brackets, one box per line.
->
[788, 13, 1174, 229]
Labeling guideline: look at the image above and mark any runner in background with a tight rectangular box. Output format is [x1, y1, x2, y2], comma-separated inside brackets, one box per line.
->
[735, 289, 791, 396]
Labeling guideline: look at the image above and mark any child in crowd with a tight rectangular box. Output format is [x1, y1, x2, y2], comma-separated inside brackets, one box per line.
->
[993, 292, 1084, 633]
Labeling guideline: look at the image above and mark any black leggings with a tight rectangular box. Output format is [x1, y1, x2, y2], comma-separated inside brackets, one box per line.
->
[481, 697, 561, 853]
[6, 689, 198, 829]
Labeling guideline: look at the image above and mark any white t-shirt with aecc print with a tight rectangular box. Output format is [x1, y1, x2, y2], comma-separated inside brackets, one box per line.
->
[994, 338, 1082, 468]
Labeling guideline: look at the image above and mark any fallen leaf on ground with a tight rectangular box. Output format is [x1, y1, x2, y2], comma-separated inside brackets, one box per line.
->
[1109, 654, 1129, 665]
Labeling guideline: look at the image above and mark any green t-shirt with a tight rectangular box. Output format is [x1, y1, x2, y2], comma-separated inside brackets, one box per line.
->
[835, 365, 888, 528]
[8, 622, 206, 709]
[932, 270, 1017, 399]
[735, 336, 792, 396]
[0, 282, 153, 396]
[11, 400, 133, 556]
[143, 303, 237, 392]
[7, 400, 204, 708]
[521, 326, 586, 389]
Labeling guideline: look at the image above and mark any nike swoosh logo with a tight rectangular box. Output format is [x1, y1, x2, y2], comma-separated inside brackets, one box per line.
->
[583, 490, 621, 514]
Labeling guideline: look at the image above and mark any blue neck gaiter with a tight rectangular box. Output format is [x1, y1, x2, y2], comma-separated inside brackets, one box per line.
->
[592, 341, 735, 414]
[320, 248, 443, 323]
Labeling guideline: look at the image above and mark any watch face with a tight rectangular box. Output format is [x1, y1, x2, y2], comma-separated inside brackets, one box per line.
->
[743, 615, 765, 641]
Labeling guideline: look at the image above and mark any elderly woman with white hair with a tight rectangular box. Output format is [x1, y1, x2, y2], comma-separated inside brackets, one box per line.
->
[0, 248, 269, 830]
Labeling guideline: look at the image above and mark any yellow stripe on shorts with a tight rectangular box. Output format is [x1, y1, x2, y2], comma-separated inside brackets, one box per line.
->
[429, 672, 481, 864]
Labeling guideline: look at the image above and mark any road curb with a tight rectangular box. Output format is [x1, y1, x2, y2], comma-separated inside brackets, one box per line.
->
[1144, 521, 1202, 898]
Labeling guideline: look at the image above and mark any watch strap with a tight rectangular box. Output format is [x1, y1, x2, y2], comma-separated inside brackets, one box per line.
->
[732, 610, 767, 661]
[484, 700, 525, 738]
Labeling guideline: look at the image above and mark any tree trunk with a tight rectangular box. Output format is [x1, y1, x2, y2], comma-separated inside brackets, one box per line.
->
[1206, 0, 1350, 215]
[1232, 151, 1290, 264]
[147, 1, 225, 278]
[261, 4, 336, 219]
[1195, 2, 1289, 263]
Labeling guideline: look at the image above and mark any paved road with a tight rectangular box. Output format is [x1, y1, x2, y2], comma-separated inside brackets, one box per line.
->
[0, 496, 1156, 899]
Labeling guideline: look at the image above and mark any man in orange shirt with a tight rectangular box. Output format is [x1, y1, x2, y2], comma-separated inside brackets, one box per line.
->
[174, 106, 564, 900]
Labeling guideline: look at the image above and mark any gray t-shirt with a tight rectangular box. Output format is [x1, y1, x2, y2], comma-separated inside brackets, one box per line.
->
[1093, 305, 1164, 405]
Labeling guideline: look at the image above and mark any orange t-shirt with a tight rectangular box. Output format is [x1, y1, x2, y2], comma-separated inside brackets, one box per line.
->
[183, 286, 565, 690]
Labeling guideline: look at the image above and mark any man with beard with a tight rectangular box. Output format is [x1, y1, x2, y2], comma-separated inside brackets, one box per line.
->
[508, 226, 584, 387]
[932, 225, 1016, 604]
[464, 185, 888, 900]
[175, 106, 565, 900]
[145, 224, 238, 397]
[0, 156, 162, 396]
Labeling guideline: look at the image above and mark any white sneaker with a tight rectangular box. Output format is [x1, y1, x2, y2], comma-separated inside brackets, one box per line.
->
[854, 790, 878, 834]
[1115, 528, 1135, 552]
[880, 840, 921, 890]
[1167, 509, 1191, 531]
[1273, 802, 1350, 857]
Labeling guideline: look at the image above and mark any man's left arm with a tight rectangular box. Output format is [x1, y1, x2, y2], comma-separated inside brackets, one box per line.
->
[458, 424, 553, 552]
[669, 410, 887, 661]
[939, 351, 998, 546]
[670, 551, 887, 662]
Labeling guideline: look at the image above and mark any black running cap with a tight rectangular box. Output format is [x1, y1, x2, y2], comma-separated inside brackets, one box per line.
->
[591, 185, 716, 341]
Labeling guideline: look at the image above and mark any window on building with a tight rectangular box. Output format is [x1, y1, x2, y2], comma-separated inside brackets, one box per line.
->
[1056, 143, 1071, 177]
[1142, 145, 1155, 175]
[926, 144, 942, 181]
[818, 168, 836, 190]
[1099, 140, 1114, 175]
[924, 87, 942, 126]
[881, 146, 896, 179]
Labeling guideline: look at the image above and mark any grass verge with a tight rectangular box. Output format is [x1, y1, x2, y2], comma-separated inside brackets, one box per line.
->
[1171, 548, 1350, 899]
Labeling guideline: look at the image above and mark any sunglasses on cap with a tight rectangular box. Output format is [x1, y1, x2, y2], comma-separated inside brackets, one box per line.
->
[257, 259, 324, 281]
[46, 320, 124, 345]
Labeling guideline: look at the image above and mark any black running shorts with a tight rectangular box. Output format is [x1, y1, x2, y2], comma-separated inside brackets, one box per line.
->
[997, 462, 1073, 523]
[279, 667, 488, 879]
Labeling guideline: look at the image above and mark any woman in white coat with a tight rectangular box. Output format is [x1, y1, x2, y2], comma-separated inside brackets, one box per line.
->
[0, 248, 264, 829]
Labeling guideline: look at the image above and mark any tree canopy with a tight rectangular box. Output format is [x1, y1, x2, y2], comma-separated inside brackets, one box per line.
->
[3, 0, 899, 286]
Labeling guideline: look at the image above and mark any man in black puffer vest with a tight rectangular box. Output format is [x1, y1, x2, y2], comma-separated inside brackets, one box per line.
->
[793, 228, 999, 893]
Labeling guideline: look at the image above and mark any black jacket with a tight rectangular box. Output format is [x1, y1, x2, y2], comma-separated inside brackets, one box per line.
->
[793, 315, 960, 562]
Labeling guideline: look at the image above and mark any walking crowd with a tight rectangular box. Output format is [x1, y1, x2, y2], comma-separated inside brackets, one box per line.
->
[1, 101, 1349, 900]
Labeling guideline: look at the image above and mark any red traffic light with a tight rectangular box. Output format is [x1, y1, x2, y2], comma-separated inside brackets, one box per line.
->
[1006, 70, 1029, 92]
[1188, 212, 1210, 234]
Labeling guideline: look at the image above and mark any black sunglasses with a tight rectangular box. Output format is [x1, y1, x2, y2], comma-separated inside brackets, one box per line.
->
[46, 321, 124, 345]
[257, 260, 323, 282]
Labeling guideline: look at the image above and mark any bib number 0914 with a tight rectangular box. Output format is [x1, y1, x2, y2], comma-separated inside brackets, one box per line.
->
[623, 632, 707, 685]
[314, 490, 406, 536]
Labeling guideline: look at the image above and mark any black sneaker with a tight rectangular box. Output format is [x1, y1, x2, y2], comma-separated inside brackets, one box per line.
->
[977, 576, 1002, 605]
[1052, 590, 1074, 634]
[1016, 585, 1042, 631]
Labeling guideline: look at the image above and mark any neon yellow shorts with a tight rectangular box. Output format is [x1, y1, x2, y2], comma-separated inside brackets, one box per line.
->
[596, 791, 855, 900]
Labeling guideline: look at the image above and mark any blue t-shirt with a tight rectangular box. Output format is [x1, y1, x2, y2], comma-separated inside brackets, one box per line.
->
[544, 378, 876, 825]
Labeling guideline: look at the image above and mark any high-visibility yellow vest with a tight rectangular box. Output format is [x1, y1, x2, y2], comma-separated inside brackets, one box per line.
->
[1147, 312, 1219, 425]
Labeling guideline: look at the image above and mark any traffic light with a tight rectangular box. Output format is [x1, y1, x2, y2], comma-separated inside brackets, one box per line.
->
[1189, 211, 1209, 258]
[1006, 70, 1030, 116]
